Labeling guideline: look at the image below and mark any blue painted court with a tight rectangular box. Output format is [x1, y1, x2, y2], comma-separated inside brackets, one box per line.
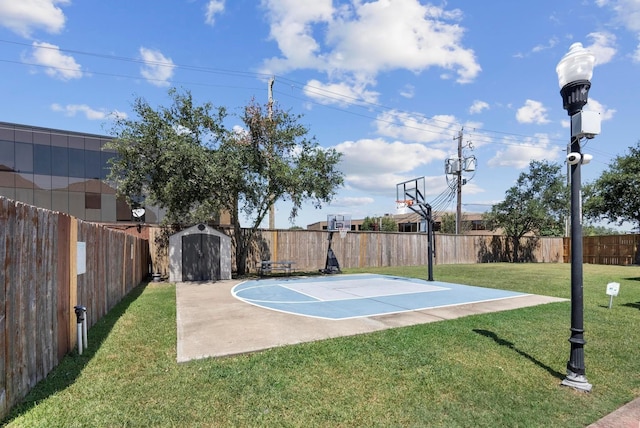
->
[232, 274, 528, 320]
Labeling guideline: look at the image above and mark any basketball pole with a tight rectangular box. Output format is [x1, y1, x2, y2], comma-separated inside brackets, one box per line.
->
[396, 178, 435, 281]
[426, 204, 434, 281]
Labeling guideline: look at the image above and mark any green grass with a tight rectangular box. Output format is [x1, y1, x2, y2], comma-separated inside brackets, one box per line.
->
[4, 263, 640, 427]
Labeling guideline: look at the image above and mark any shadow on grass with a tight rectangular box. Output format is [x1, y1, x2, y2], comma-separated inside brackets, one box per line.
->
[473, 329, 564, 380]
[235, 270, 330, 280]
[3, 282, 149, 423]
[622, 301, 640, 310]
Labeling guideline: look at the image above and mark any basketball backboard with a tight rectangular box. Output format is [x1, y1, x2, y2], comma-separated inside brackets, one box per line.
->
[396, 177, 426, 207]
[326, 214, 351, 231]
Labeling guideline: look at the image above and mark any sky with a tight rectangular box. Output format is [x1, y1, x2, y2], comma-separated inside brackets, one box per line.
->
[1, 0, 638, 229]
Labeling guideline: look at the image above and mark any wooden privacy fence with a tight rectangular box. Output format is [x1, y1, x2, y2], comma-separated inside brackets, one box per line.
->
[564, 234, 640, 265]
[149, 228, 564, 275]
[152, 228, 640, 274]
[0, 197, 149, 420]
[223, 229, 565, 273]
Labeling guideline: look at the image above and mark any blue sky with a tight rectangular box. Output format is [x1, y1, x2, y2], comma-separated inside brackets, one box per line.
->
[1, 0, 638, 229]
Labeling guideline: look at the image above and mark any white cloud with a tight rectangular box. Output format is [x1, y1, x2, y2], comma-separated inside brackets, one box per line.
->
[584, 98, 616, 121]
[587, 32, 617, 65]
[601, 0, 640, 32]
[399, 84, 415, 99]
[597, 0, 640, 60]
[488, 134, 561, 169]
[326, 1, 479, 82]
[139, 47, 175, 87]
[375, 110, 459, 145]
[329, 196, 375, 207]
[532, 37, 558, 53]
[303, 79, 379, 105]
[516, 100, 550, 124]
[469, 100, 489, 115]
[261, 0, 333, 70]
[261, 0, 480, 106]
[25, 42, 82, 80]
[51, 103, 127, 120]
[0, 0, 69, 37]
[335, 138, 444, 176]
[205, 0, 225, 25]
[109, 110, 128, 120]
[332, 137, 453, 196]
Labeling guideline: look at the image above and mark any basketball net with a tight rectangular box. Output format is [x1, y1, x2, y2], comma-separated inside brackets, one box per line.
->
[339, 227, 348, 239]
[396, 199, 414, 215]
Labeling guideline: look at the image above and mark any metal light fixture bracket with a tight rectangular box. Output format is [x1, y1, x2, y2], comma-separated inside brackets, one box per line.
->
[560, 80, 591, 116]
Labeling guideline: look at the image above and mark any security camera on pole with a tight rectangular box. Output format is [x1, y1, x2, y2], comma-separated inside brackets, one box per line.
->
[556, 42, 601, 393]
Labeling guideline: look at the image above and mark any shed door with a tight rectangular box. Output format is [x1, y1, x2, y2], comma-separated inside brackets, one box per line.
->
[182, 234, 221, 281]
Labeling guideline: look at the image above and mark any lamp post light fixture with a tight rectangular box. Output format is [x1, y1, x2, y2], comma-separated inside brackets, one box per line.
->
[556, 42, 596, 392]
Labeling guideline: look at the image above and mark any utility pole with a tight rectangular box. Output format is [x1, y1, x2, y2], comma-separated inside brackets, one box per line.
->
[444, 128, 476, 235]
[268, 76, 275, 229]
[455, 129, 463, 234]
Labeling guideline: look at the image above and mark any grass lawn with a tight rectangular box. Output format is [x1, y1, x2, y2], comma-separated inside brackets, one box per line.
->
[4, 263, 640, 427]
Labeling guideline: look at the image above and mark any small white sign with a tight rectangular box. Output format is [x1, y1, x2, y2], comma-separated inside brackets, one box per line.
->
[606, 282, 620, 297]
[77, 242, 86, 275]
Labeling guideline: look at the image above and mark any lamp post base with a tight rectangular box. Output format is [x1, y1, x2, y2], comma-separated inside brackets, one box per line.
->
[561, 371, 592, 392]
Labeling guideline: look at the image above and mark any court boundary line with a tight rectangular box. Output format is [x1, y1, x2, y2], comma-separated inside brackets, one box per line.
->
[232, 292, 533, 321]
[231, 274, 531, 321]
[234, 275, 451, 304]
[231, 282, 320, 304]
[278, 281, 450, 303]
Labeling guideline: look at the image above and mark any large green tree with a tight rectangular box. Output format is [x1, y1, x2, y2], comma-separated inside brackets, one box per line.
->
[221, 98, 343, 274]
[483, 160, 568, 261]
[438, 212, 472, 234]
[106, 88, 227, 225]
[107, 89, 344, 275]
[583, 141, 640, 231]
[360, 216, 397, 231]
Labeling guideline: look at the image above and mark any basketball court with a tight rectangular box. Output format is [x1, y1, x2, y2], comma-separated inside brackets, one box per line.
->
[232, 274, 528, 320]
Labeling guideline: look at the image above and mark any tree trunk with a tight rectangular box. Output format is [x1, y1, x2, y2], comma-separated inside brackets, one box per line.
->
[512, 236, 520, 262]
[230, 194, 247, 276]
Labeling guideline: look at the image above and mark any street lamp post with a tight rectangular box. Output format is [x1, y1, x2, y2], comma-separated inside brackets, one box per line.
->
[556, 42, 596, 392]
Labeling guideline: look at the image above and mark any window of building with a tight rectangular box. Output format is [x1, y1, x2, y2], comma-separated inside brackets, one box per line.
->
[85, 150, 101, 179]
[471, 220, 486, 231]
[68, 148, 84, 178]
[51, 146, 69, 177]
[116, 196, 132, 221]
[0, 140, 14, 171]
[15, 143, 33, 173]
[85, 192, 101, 209]
[33, 144, 51, 175]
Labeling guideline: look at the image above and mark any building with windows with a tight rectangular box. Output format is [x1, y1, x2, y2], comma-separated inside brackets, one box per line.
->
[307, 212, 492, 235]
[0, 121, 166, 223]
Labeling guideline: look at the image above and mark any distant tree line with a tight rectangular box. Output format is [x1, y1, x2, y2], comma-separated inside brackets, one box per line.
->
[482, 141, 640, 261]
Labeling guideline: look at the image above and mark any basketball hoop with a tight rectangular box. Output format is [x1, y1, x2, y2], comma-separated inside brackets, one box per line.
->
[339, 227, 348, 239]
[396, 199, 414, 215]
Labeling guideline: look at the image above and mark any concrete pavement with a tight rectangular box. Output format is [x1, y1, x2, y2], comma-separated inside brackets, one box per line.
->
[175, 278, 565, 362]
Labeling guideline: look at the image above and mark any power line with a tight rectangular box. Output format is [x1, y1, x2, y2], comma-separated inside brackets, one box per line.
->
[0, 38, 625, 160]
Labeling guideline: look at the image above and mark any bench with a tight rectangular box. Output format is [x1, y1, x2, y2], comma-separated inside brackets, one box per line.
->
[259, 260, 296, 276]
